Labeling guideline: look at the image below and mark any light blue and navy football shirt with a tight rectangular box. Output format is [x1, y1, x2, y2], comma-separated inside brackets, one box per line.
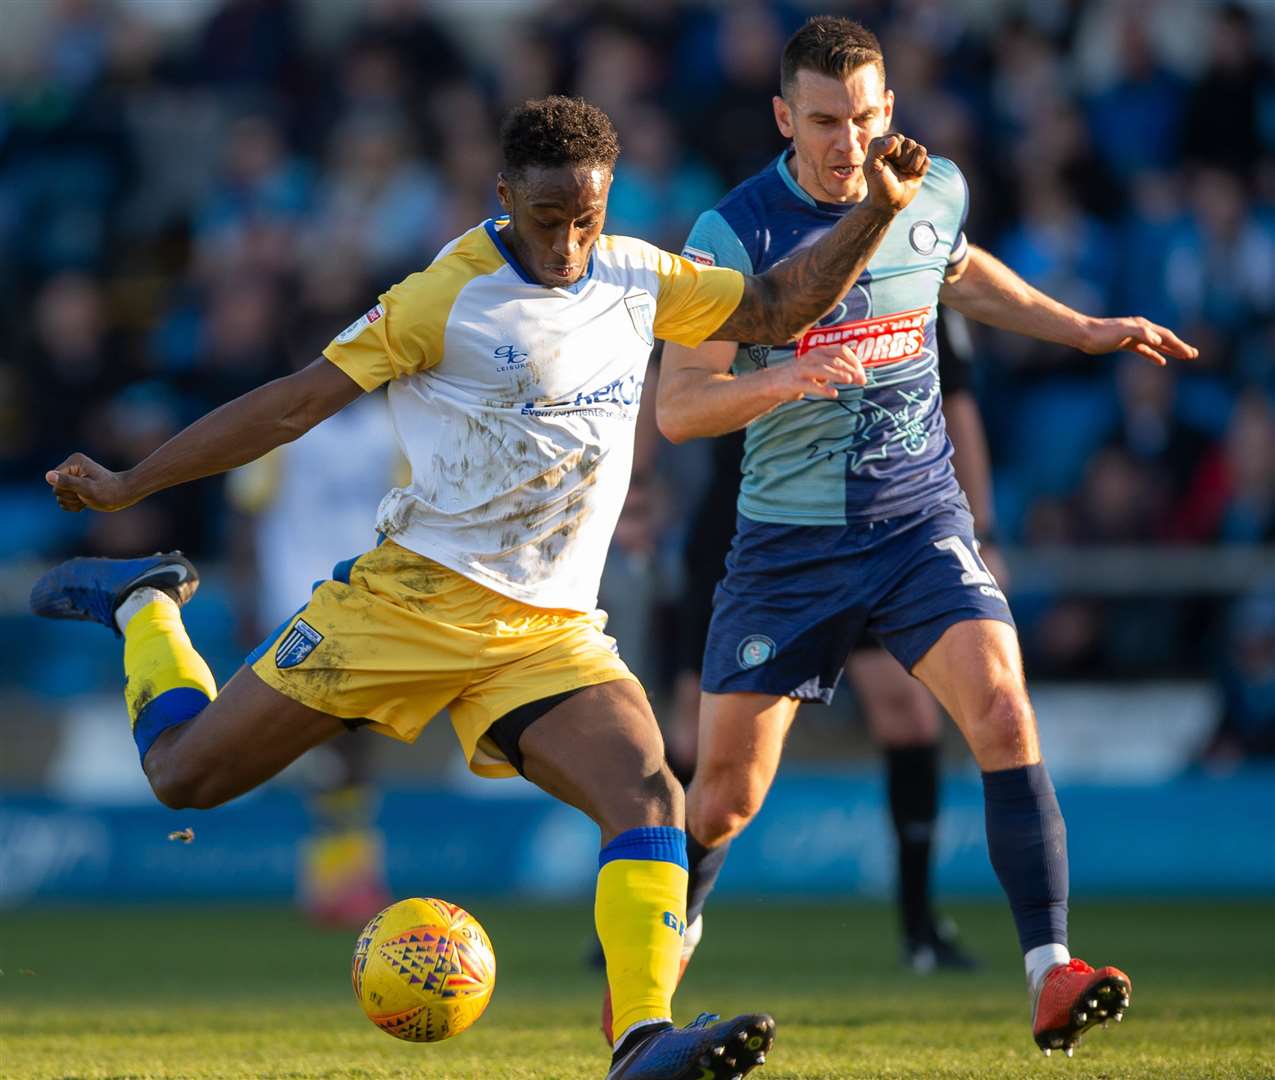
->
[682, 149, 969, 525]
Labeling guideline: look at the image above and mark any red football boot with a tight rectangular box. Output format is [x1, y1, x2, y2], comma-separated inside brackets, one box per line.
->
[1032, 958, 1131, 1057]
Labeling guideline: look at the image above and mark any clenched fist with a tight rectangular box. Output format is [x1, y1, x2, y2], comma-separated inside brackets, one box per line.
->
[864, 134, 929, 214]
[46, 453, 139, 513]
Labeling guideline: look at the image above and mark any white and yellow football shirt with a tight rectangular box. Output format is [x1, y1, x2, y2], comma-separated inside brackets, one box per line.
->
[323, 218, 743, 613]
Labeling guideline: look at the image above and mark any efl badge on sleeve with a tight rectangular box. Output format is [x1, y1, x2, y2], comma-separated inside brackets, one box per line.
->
[624, 293, 655, 346]
[275, 619, 324, 669]
[682, 245, 716, 266]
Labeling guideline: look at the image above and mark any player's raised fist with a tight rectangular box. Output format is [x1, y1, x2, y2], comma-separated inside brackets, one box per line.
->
[864, 133, 929, 214]
[45, 453, 137, 513]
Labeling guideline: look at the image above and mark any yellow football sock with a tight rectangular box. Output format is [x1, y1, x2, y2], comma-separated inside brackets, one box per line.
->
[595, 827, 689, 1042]
[123, 598, 217, 761]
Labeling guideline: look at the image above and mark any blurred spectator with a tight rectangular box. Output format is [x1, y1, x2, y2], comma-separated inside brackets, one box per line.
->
[308, 115, 442, 282]
[22, 274, 135, 475]
[1208, 590, 1275, 760]
[1181, 2, 1272, 176]
[1083, 14, 1186, 181]
[189, 0, 303, 92]
[606, 105, 720, 250]
[186, 273, 289, 411]
[193, 112, 311, 279]
[1164, 167, 1275, 366]
[1101, 357, 1216, 533]
[1175, 390, 1275, 545]
[677, 2, 791, 186]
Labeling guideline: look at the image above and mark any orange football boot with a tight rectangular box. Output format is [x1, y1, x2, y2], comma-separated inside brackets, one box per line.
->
[1032, 957, 1131, 1057]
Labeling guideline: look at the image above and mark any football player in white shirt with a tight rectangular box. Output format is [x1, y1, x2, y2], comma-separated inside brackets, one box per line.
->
[34, 95, 928, 1079]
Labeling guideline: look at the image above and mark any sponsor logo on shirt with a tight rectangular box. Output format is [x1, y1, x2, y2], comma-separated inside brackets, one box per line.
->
[795, 306, 930, 368]
[519, 373, 644, 417]
[495, 343, 530, 372]
[682, 245, 716, 266]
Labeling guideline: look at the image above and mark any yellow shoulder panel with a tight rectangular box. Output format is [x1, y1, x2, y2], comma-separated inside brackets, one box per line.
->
[323, 225, 505, 391]
[597, 234, 743, 349]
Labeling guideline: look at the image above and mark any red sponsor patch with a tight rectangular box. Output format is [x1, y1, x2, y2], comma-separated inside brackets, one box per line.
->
[796, 306, 931, 367]
[366, 303, 384, 323]
[682, 245, 716, 266]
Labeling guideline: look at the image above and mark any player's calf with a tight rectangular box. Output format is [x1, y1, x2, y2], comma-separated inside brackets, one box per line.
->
[30, 552, 343, 811]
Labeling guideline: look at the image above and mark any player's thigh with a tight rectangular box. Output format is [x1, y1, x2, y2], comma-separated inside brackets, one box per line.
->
[145, 664, 346, 809]
[910, 618, 1039, 768]
[517, 678, 680, 843]
[846, 647, 941, 746]
[690, 691, 800, 819]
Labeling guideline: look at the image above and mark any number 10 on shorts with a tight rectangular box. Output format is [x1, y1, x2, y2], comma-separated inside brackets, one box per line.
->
[934, 535, 1000, 590]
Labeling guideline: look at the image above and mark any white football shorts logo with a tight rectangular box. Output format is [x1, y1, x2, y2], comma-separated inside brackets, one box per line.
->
[737, 634, 776, 669]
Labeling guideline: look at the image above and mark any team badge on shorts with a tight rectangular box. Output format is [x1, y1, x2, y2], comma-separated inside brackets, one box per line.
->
[737, 634, 776, 668]
[275, 619, 324, 669]
[624, 292, 655, 346]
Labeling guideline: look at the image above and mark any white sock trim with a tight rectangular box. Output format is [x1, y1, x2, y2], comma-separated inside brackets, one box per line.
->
[114, 587, 176, 633]
[1025, 943, 1071, 993]
[616, 1017, 671, 1048]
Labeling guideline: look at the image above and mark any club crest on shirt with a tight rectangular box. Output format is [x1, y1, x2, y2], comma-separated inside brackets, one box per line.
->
[624, 292, 655, 346]
[909, 220, 939, 255]
[275, 619, 324, 669]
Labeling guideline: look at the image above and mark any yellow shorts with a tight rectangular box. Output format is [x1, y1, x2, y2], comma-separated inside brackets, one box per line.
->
[250, 539, 638, 778]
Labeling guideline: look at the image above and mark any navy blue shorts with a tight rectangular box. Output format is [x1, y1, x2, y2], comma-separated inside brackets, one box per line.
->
[701, 497, 1015, 704]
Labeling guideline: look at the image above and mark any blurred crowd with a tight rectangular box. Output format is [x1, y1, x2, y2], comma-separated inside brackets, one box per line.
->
[1, 0, 1272, 755]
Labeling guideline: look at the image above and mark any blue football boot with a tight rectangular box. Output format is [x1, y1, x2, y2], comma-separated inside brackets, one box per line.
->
[605, 1012, 775, 1080]
[30, 553, 199, 637]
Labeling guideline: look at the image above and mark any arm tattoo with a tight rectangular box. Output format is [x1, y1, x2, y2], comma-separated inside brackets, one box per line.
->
[710, 203, 896, 345]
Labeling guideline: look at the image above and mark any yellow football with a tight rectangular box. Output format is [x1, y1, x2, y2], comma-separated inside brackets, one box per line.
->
[351, 897, 496, 1042]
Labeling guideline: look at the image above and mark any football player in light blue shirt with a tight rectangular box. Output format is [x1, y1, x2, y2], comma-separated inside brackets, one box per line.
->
[657, 15, 1196, 1058]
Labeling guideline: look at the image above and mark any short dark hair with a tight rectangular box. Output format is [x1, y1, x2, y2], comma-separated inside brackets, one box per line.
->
[499, 96, 621, 180]
[780, 16, 884, 98]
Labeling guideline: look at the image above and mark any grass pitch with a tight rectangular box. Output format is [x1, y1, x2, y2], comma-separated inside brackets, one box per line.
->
[1, 899, 1271, 1079]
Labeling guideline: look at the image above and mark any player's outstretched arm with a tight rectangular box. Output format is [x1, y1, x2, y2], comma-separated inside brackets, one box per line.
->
[940, 244, 1199, 365]
[709, 134, 929, 345]
[658, 341, 865, 443]
[46, 358, 365, 513]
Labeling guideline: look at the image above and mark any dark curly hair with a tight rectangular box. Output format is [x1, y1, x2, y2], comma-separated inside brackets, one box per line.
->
[499, 96, 621, 181]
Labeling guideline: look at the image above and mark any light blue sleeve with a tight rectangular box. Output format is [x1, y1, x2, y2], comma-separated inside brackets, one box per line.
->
[682, 209, 753, 275]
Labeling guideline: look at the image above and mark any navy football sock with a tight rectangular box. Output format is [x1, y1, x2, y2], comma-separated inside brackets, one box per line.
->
[982, 763, 1069, 953]
[686, 833, 730, 925]
[886, 744, 939, 940]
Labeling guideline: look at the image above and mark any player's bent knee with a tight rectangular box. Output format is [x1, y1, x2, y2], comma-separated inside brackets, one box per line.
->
[689, 775, 763, 847]
[597, 762, 685, 838]
[973, 684, 1036, 764]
